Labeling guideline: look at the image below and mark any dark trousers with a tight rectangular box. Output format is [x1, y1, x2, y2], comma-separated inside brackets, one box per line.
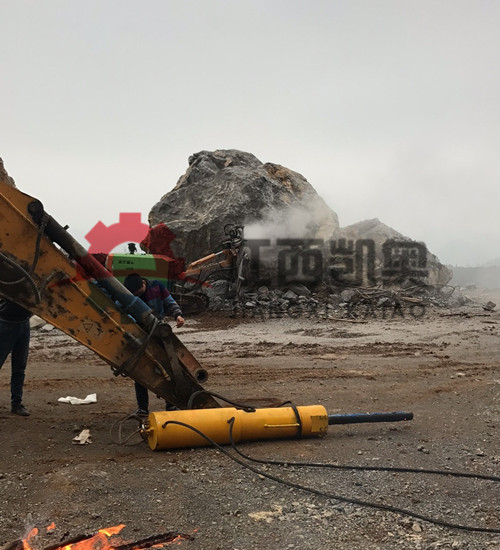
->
[0, 319, 30, 408]
[134, 382, 149, 412]
[134, 382, 172, 412]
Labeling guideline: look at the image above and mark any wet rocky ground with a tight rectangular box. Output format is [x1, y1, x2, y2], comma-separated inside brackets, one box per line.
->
[0, 289, 499, 550]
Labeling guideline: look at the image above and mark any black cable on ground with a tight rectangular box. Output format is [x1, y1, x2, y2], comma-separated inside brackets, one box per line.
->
[109, 412, 147, 446]
[158, 418, 500, 535]
[187, 390, 256, 411]
[230, 442, 500, 483]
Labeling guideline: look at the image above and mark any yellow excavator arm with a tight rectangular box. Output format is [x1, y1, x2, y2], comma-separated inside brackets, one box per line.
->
[0, 180, 219, 409]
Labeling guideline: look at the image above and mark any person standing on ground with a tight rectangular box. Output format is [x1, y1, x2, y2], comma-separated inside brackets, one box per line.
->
[123, 273, 185, 415]
[0, 299, 32, 416]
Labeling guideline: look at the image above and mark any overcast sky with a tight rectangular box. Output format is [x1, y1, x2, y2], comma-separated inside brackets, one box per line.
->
[1, 1, 499, 266]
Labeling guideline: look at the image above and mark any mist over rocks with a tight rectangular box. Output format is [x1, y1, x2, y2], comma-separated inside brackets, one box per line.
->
[337, 218, 453, 286]
[148, 149, 451, 287]
[148, 149, 338, 261]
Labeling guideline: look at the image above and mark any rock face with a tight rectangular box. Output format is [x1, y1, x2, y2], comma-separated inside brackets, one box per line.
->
[148, 149, 339, 261]
[0, 158, 16, 187]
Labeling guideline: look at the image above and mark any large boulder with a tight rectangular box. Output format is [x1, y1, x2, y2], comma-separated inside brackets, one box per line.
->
[147, 150, 451, 289]
[148, 149, 339, 261]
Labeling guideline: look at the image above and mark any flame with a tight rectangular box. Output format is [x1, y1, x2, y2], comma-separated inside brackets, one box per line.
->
[62, 524, 125, 550]
[98, 524, 126, 537]
[22, 524, 125, 550]
[21, 523, 190, 550]
[22, 527, 38, 550]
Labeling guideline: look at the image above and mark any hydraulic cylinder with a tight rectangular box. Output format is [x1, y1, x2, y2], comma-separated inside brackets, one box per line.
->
[144, 405, 329, 450]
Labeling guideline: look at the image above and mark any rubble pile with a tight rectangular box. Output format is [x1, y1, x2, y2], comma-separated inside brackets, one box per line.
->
[203, 280, 493, 320]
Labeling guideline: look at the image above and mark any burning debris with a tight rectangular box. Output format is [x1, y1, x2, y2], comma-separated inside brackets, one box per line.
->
[2, 524, 193, 550]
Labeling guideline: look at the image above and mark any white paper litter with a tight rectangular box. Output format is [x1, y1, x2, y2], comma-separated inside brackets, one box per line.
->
[58, 393, 97, 405]
[72, 429, 92, 445]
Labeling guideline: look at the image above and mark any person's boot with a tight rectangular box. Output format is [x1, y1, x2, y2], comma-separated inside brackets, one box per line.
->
[11, 404, 30, 416]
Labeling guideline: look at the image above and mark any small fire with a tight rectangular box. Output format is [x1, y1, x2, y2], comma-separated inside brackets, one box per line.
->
[22, 524, 125, 550]
[66, 524, 125, 550]
[22, 528, 38, 550]
[21, 523, 192, 550]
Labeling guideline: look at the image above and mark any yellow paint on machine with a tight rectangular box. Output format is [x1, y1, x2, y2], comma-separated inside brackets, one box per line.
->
[145, 405, 329, 451]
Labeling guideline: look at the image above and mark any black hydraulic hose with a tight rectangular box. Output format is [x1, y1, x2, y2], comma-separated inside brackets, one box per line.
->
[26, 199, 158, 332]
[0, 252, 41, 303]
[154, 418, 500, 534]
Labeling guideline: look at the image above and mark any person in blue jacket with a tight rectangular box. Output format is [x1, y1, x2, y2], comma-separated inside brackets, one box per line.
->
[123, 273, 184, 414]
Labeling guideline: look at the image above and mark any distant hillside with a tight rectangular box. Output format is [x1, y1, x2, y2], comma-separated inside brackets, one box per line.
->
[482, 257, 500, 267]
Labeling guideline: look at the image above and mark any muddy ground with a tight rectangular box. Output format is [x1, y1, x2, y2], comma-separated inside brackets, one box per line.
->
[0, 289, 499, 550]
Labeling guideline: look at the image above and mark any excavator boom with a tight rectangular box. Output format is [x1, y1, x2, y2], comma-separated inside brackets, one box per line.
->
[0, 181, 218, 409]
